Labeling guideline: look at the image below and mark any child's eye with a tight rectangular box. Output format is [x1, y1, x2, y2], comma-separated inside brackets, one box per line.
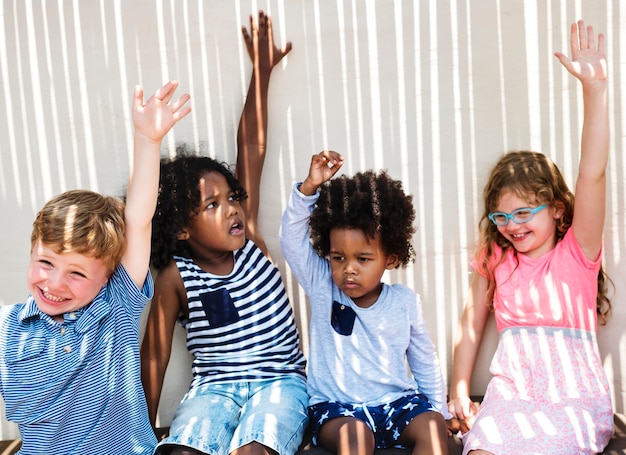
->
[358, 257, 370, 262]
[38, 260, 53, 268]
[330, 255, 344, 261]
[71, 271, 87, 279]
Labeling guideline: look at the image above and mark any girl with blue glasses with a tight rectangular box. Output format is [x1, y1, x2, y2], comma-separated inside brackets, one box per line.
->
[448, 20, 613, 455]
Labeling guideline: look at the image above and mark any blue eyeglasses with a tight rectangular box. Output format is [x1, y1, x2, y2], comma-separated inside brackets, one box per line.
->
[488, 205, 547, 226]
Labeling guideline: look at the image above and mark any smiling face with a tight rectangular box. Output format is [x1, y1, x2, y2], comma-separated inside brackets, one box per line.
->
[328, 228, 398, 308]
[179, 171, 246, 271]
[494, 190, 563, 259]
[27, 240, 110, 322]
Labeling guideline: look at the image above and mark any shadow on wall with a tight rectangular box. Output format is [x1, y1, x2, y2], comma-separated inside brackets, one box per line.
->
[0, 0, 624, 438]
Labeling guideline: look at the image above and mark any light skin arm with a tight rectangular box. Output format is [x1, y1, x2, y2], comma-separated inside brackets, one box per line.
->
[123, 81, 191, 287]
[299, 150, 345, 196]
[448, 272, 491, 429]
[554, 20, 608, 260]
[140, 262, 186, 428]
[236, 10, 292, 257]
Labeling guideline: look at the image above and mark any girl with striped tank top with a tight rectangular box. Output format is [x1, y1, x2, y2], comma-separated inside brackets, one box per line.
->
[141, 11, 307, 455]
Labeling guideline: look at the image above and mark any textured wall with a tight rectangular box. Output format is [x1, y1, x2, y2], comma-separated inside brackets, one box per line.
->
[0, 0, 624, 438]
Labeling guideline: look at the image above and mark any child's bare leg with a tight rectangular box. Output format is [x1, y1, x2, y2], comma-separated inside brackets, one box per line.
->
[318, 416, 375, 455]
[169, 447, 205, 455]
[399, 411, 448, 455]
[231, 441, 276, 455]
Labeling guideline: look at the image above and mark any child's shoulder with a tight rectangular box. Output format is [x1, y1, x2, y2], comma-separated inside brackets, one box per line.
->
[0, 302, 23, 323]
[154, 258, 187, 284]
[385, 282, 420, 303]
[0, 302, 34, 344]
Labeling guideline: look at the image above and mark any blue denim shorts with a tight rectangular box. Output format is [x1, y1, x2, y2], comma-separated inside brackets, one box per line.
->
[309, 393, 435, 449]
[155, 376, 308, 455]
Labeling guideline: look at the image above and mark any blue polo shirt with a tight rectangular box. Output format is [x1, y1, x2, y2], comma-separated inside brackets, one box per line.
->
[0, 265, 156, 455]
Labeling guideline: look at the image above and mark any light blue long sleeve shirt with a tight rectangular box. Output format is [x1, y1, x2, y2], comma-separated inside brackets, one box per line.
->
[280, 183, 450, 418]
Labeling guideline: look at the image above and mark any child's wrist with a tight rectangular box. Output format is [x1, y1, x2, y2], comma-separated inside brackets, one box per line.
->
[299, 179, 318, 196]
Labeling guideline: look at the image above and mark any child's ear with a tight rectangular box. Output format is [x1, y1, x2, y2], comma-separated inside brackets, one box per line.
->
[176, 230, 190, 241]
[553, 200, 566, 219]
[386, 254, 399, 270]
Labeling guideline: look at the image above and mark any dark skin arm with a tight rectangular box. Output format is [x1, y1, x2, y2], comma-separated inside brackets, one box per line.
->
[140, 261, 188, 428]
[236, 10, 292, 257]
[140, 10, 292, 431]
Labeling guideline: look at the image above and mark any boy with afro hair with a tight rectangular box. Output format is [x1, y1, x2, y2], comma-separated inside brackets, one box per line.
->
[280, 151, 451, 455]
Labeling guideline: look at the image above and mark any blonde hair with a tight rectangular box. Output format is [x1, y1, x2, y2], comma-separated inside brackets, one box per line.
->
[31, 190, 126, 274]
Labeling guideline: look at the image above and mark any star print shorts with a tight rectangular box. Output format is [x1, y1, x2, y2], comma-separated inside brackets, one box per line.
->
[309, 393, 435, 449]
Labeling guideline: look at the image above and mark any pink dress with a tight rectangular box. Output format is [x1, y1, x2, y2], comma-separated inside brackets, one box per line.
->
[462, 229, 613, 455]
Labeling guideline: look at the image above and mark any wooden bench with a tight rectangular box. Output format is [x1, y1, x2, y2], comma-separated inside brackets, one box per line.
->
[0, 414, 624, 454]
[296, 413, 626, 454]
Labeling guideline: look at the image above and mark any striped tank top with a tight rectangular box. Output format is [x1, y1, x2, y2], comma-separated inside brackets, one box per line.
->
[175, 240, 306, 389]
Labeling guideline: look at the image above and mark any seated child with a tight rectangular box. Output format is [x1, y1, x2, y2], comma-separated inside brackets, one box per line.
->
[280, 151, 451, 455]
[141, 11, 308, 455]
[0, 81, 190, 454]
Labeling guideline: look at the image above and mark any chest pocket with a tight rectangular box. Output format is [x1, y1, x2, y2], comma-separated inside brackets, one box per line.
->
[5, 335, 77, 385]
[331, 300, 357, 336]
[199, 288, 241, 328]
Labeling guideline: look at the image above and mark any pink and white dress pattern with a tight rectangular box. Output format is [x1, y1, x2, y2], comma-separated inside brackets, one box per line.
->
[462, 229, 613, 455]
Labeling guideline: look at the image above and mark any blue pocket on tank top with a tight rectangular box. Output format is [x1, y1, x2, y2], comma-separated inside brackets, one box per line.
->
[199, 288, 240, 327]
[331, 300, 356, 336]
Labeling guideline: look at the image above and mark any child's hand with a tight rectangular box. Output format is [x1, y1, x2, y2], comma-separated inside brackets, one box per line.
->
[554, 20, 607, 85]
[132, 81, 191, 145]
[300, 151, 344, 196]
[446, 417, 472, 436]
[242, 10, 292, 74]
[447, 396, 479, 433]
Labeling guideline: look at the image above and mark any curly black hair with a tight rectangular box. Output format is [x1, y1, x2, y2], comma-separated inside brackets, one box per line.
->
[309, 170, 416, 267]
[151, 143, 247, 269]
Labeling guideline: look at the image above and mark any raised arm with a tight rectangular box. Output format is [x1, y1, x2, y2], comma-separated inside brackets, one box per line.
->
[123, 81, 191, 287]
[299, 150, 345, 196]
[554, 20, 608, 260]
[235, 10, 292, 256]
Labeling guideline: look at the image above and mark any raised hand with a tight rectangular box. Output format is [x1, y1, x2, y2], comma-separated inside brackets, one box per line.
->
[300, 151, 344, 196]
[554, 20, 607, 85]
[132, 81, 191, 144]
[242, 10, 292, 74]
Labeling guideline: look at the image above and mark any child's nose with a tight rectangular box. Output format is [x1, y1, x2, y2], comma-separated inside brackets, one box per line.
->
[227, 200, 239, 216]
[47, 272, 66, 291]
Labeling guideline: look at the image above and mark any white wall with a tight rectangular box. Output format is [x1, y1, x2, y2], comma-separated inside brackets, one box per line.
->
[0, 0, 624, 438]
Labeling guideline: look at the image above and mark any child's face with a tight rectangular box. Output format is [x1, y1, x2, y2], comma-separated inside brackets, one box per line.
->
[182, 171, 246, 263]
[328, 228, 398, 308]
[494, 190, 562, 259]
[27, 240, 110, 321]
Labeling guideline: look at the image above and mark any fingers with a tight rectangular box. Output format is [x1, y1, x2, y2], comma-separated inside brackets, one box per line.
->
[152, 80, 178, 104]
[132, 85, 144, 110]
[241, 25, 250, 42]
[263, 11, 270, 39]
[576, 20, 588, 51]
[171, 93, 192, 121]
[572, 20, 602, 52]
[249, 12, 258, 35]
[318, 150, 344, 168]
[448, 396, 476, 421]
[597, 32, 606, 55]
